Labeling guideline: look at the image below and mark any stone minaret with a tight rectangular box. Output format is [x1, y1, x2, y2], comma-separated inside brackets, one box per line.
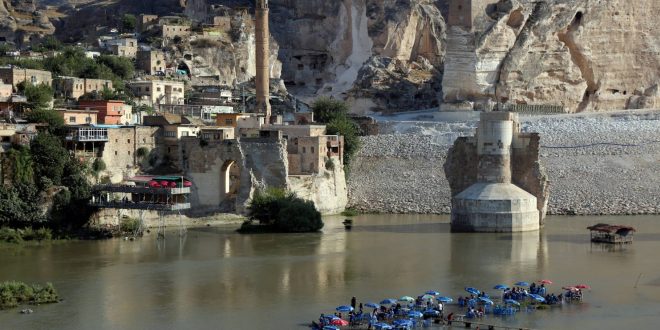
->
[255, 0, 271, 119]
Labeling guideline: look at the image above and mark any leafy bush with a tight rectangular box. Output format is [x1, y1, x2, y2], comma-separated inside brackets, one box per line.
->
[19, 83, 54, 110]
[25, 109, 65, 130]
[0, 184, 45, 225]
[274, 198, 323, 232]
[92, 158, 106, 173]
[30, 133, 69, 187]
[0, 227, 23, 244]
[245, 188, 323, 233]
[312, 97, 349, 123]
[340, 209, 359, 217]
[120, 218, 141, 234]
[136, 147, 149, 158]
[0, 281, 59, 309]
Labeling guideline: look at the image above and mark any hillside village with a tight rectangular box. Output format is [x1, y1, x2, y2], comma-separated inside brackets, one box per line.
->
[0, 2, 352, 228]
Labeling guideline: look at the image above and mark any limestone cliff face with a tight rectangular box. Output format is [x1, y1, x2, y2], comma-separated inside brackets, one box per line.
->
[288, 165, 348, 215]
[443, 0, 660, 112]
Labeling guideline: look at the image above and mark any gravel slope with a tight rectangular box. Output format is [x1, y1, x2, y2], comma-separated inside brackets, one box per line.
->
[347, 110, 660, 215]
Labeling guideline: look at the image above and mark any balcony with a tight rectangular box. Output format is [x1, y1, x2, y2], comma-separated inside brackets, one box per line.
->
[65, 127, 109, 142]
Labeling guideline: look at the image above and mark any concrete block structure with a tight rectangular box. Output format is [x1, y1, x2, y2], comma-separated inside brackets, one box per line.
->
[78, 100, 128, 125]
[448, 112, 546, 232]
[129, 80, 185, 106]
[0, 67, 52, 90]
[57, 109, 98, 125]
[53, 77, 113, 100]
[136, 50, 166, 75]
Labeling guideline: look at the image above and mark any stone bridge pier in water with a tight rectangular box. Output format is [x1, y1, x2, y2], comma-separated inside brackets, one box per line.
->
[445, 112, 549, 232]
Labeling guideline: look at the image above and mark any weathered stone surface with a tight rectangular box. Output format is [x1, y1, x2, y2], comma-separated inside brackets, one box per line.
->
[443, 0, 660, 113]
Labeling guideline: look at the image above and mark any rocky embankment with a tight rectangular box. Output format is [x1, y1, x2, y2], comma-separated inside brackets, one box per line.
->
[348, 110, 660, 215]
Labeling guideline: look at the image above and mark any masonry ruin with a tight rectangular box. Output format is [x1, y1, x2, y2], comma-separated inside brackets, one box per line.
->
[444, 112, 549, 232]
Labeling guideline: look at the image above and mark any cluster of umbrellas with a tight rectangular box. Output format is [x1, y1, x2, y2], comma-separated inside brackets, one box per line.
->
[322, 281, 590, 329]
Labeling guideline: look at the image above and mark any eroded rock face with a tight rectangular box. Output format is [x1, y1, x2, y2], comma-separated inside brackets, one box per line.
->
[443, 0, 660, 112]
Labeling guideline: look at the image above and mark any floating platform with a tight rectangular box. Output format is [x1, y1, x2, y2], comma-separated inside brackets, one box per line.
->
[587, 223, 635, 244]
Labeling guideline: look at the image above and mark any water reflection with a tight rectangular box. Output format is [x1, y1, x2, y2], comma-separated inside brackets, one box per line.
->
[1, 215, 659, 330]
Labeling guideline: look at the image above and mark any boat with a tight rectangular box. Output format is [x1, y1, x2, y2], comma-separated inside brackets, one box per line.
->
[586, 223, 635, 244]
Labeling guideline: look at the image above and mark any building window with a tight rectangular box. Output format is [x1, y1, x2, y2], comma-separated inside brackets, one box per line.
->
[85, 117, 92, 123]
[157, 87, 161, 92]
[143, 138, 146, 143]
[114, 151, 118, 155]
[69, 116, 76, 123]
[225, 119, 233, 125]
[128, 151, 131, 155]
[146, 87, 150, 92]
[302, 147, 306, 153]
[181, 131, 189, 137]
[311, 147, 315, 154]
[127, 139, 131, 143]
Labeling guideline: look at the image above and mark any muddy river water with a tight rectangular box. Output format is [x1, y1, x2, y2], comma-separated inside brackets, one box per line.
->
[1, 214, 659, 329]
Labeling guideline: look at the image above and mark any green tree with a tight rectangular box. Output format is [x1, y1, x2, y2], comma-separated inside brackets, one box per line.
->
[30, 133, 69, 188]
[326, 115, 361, 167]
[25, 109, 65, 131]
[274, 198, 323, 232]
[20, 83, 53, 110]
[32, 36, 63, 52]
[96, 55, 134, 80]
[311, 97, 349, 123]
[5, 146, 34, 185]
[122, 14, 137, 32]
[0, 183, 44, 225]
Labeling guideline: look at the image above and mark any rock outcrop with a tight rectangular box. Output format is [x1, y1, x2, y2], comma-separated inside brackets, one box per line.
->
[443, 0, 660, 113]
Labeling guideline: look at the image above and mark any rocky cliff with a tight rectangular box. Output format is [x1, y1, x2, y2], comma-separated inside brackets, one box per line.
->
[443, 0, 660, 113]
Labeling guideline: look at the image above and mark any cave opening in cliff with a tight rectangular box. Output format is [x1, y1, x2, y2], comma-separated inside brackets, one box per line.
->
[574, 11, 583, 25]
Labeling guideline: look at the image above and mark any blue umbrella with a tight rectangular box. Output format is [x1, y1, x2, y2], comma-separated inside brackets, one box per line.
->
[407, 311, 424, 318]
[373, 323, 393, 330]
[515, 281, 530, 287]
[493, 284, 509, 290]
[504, 299, 521, 306]
[465, 287, 481, 295]
[437, 296, 453, 303]
[323, 326, 340, 330]
[365, 302, 380, 309]
[380, 298, 397, 305]
[478, 297, 494, 305]
[336, 305, 354, 313]
[529, 294, 546, 302]
[394, 319, 413, 326]
[425, 290, 441, 296]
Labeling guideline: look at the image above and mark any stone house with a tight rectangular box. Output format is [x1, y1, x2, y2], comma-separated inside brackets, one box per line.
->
[267, 124, 343, 175]
[200, 126, 234, 142]
[0, 67, 52, 90]
[53, 76, 113, 100]
[136, 50, 166, 75]
[162, 25, 192, 40]
[129, 80, 185, 106]
[107, 38, 138, 58]
[143, 114, 202, 165]
[138, 14, 159, 33]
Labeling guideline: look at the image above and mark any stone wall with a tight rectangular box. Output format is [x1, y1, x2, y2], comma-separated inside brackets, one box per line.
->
[100, 126, 159, 183]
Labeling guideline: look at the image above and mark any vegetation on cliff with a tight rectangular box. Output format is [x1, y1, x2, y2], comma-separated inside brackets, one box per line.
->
[311, 97, 361, 168]
[0, 281, 59, 310]
[239, 188, 324, 233]
[1, 131, 94, 232]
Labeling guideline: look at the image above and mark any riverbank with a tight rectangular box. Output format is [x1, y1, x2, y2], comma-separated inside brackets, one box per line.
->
[348, 109, 660, 215]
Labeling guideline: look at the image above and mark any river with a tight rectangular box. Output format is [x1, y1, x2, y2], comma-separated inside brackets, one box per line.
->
[1, 215, 659, 329]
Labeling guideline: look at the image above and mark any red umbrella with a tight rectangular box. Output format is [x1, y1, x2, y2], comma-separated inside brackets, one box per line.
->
[538, 280, 553, 284]
[330, 318, 349, 326]
[575, 284, 591, 289]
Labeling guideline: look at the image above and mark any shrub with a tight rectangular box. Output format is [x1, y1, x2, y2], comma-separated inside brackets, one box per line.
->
[325, 158, 335, 171]
[0, 227, 23, 244]
[274, 199, 323, 232]
[0, 281, 59, 309]
[311, 97, 349, 123]
[120, 217, 141, 234]
[245, 188, 323, 233]
[34, 227, 52, 241]
[92, 158, 106, 173]
[340, 209, 359, 217]
[136, 147, 149, 158]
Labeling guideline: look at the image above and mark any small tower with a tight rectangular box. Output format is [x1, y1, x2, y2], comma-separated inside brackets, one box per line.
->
[255, 0, 271, 120]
